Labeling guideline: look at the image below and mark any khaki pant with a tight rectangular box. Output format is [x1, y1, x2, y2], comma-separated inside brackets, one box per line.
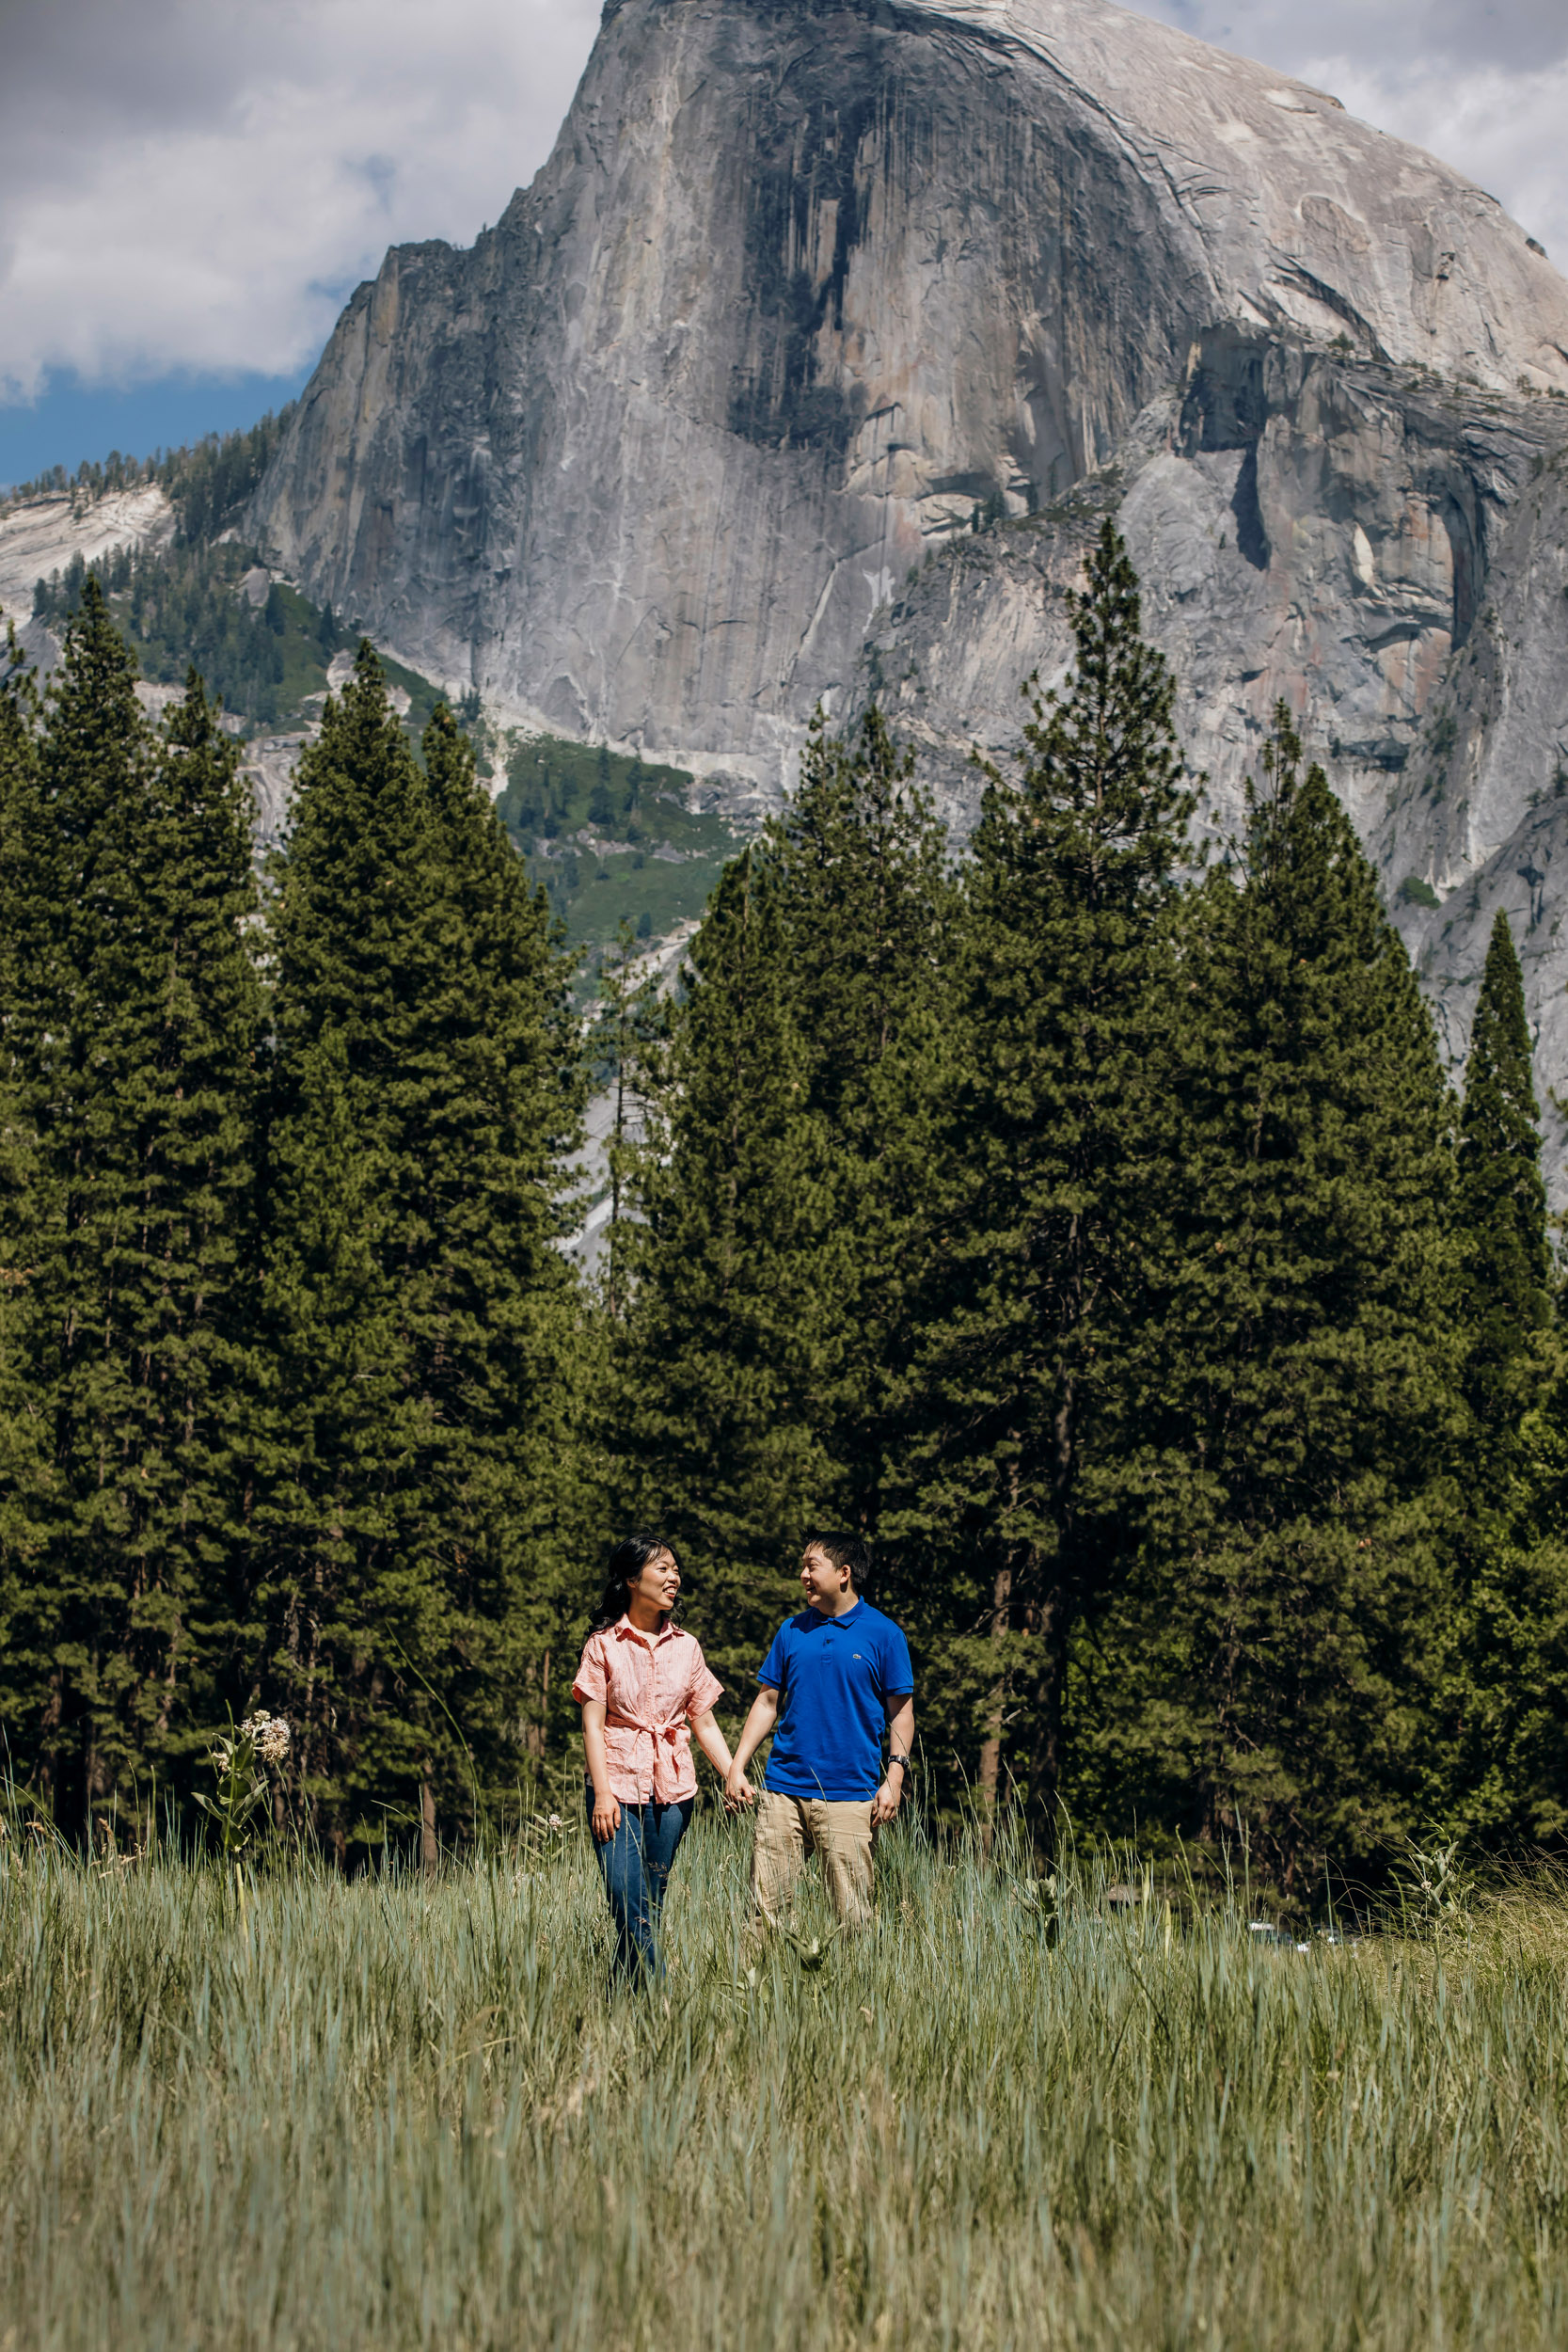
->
[752, 1790, 876, 1929]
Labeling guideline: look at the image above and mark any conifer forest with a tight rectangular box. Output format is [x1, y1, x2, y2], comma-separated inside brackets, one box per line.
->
[2, 525, 1563, 1897]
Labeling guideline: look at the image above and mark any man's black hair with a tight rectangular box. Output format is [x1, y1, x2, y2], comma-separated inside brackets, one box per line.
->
[805, 1532, 872, 1592]
[590, 1532, 682, 1631]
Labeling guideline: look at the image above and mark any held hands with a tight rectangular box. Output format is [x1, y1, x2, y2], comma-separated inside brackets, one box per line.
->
[721, 1764, 901, 1819]
[591, 1789, 622, 1843]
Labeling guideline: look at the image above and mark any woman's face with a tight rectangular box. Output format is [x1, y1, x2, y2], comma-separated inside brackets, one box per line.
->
[629, 1548, 680, 1614]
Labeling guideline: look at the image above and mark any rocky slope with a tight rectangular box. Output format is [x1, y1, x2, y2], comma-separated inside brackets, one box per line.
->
[857, 342, 1568, 1116]
[0, 485, 174, 646]
[246, 0, 1568, 1160]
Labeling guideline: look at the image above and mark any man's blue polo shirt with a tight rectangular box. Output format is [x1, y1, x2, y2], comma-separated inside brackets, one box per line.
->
[757, 1600, 914, 1800]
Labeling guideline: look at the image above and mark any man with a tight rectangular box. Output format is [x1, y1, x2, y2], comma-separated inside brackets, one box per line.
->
[725, 1534, 914, 1929]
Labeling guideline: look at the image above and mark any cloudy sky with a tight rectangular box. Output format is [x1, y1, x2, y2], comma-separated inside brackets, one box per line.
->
[1, 0, 1563, 485]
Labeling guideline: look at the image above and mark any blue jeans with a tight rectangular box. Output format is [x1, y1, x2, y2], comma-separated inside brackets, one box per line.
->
[586, 1782, 693, 1983]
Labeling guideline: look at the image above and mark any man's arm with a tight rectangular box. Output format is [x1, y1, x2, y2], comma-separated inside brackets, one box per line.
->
[871, 1693, 915, 1827]
[724, 1685, 780, 1810]
[689, 1708, 735, 1783]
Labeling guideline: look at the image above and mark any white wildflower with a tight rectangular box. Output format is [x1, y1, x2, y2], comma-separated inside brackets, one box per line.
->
[239, 1713, 290, 1767]
[255, 1716, 291, 1768]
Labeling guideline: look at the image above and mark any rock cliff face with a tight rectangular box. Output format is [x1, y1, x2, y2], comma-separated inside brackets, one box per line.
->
[0, 485, 174, 638]
[248, 0, 1568, 1167]
[856, 338, 1568, 1115]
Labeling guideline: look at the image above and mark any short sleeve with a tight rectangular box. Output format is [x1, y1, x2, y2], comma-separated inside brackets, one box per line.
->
[685, 1641, 724, 1720]
[880, 1619, 914, 1698]
[757, 1621, 789, 1690]
[571, 1633, 608, 1707]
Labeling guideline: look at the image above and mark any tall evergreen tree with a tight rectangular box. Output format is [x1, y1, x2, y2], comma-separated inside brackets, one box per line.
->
[0, 631, 41, 1236]
[1101, 709, 1461, 1885]
[0, 628, 37, 1064]
[0, 635, 45, 1693]
[251, 663, 579, 1853]
[0, 582, 263, 1833]
[421, 704, 587, 1778]
[614, 847, 829, 1686]
[590, 919, 669, 1326]
[764, 707, 954, 1535]
[890, 522, 1194, 1866]
[1455, 909, 1549, 1438]
[616, 707, 951, 1692]
[1449, 1380, 1568, 1844]
[1431, 907, 1564, 1845]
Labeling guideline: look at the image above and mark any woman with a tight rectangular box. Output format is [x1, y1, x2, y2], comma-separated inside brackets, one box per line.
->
[572, 1533, 734, 1984]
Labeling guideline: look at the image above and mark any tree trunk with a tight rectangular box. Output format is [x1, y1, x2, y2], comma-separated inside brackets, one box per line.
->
[1022, 1581, 1069, 1879]
[420, 1772, 438, 1874]
[522, 1659, 544, 1762]
[975, 1560, 1013, 1857]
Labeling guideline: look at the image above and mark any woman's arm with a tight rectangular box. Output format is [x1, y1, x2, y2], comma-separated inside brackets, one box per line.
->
[724, 1686, 780, 1809]
[580, 1699, 621, 1842]
[689, 1708, 734, 1783]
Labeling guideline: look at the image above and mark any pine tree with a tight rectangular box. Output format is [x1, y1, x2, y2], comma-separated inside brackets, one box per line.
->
[1431, 908, 1564, 1845]
[614, 707, 951, 1694]
[0, 631, 41, 1263]
[106, 670, 265, 1773]
[1456, 910, 1549, 1438]
[251, 662, 580, 1854]
[763, 707, 954, 1534]
[890, 521, 1195, 1867]
[1103, 709, 1461, 1886]
[613, 848, 830, 1688]
[420, 704, 587, 1778]
[0, 583, 264, 1835]
[0, 636, 45, 1700]
[590, 919, 669, 1326]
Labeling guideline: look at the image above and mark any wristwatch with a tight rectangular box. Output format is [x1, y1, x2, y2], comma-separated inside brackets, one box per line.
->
[888, 1754, 911, 1773]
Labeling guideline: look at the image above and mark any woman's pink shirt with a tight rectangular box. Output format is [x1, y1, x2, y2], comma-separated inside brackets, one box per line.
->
[572, 1617, 724, 1803]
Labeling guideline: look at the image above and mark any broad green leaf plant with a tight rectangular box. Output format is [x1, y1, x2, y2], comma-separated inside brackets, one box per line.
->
[192, 1713, 291, 1857]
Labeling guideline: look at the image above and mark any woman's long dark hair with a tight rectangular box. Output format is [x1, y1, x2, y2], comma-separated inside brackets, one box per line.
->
[590, 1533, 683, 1633]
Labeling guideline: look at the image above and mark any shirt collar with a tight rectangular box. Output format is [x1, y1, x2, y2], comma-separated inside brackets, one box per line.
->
[613, 1613, 674, 1648]
[810, 1599, 863, 1629]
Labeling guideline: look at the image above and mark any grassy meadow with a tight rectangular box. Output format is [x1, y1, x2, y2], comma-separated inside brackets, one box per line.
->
[4, 1815, 1568, 2351]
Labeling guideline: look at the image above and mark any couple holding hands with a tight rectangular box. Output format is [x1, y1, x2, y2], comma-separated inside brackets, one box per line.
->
[572, 1531, 916, 1982]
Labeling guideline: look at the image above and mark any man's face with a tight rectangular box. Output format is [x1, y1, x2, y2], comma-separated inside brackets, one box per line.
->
[800, 1544, 851, 1613]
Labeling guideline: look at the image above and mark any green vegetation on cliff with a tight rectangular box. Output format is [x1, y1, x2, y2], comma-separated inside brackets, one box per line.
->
[497, 731, 757, 961]
[32, 539, 446, 739]
[4, 406, 294, 532]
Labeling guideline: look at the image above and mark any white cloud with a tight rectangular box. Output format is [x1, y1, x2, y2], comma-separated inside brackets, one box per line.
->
[0, 0, 602, 400]
[0, 0, 1562, 405]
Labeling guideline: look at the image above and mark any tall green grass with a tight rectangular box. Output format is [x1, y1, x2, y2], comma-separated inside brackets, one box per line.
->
[3, 1817, 1567, 2349]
